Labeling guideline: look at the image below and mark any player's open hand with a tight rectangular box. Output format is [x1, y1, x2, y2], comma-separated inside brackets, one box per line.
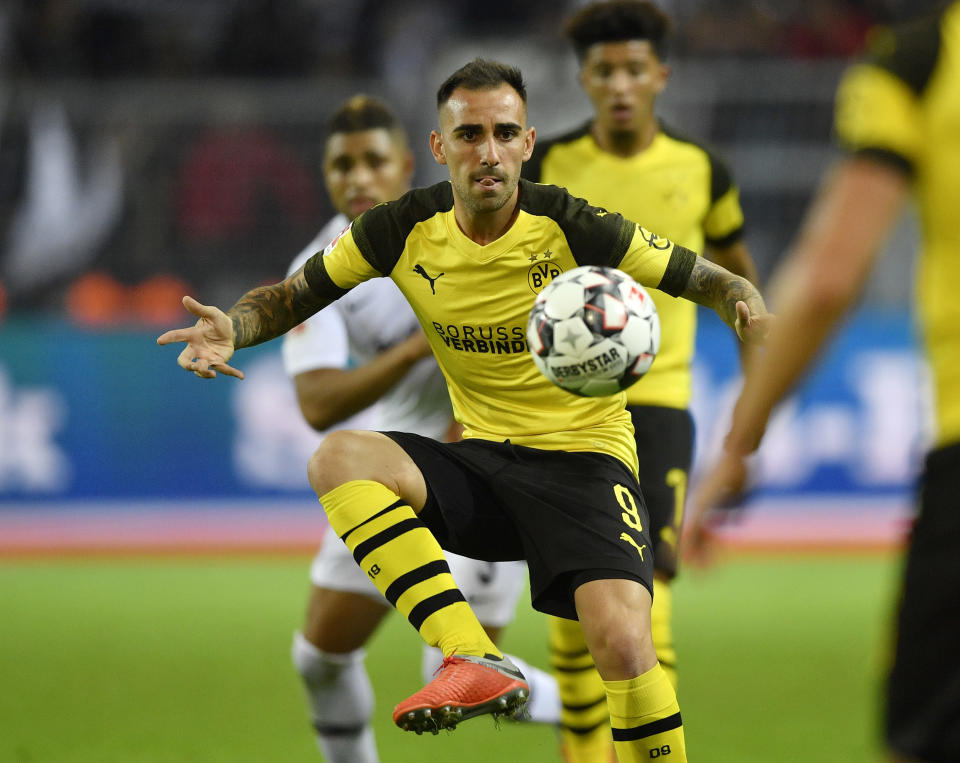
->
[734, 300, 774, 345]
[681, 448, 750, 569]
[156, 296, 243, 379]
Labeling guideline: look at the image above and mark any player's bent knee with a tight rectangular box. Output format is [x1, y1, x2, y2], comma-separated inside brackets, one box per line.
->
[308, 430, 385, 495]
[590, 629, 655, 679]
[308, 430, 427, 509]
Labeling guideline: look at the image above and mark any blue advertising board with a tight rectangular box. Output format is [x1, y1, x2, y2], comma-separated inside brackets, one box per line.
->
[0, 308, 928, 508]
[690, 308, 927, 500]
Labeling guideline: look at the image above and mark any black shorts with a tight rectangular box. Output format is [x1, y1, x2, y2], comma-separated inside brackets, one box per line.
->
[628, 405, 694, 578]
[383, 433, 655, 620]
[885, 442, 960, 761]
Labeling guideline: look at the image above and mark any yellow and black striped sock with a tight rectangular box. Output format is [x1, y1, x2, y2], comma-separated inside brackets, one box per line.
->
[549, 615, 614, 763]
[320, 479, 500, 659]
[605, 663, 685, 762]
[651, 580, 678, 691]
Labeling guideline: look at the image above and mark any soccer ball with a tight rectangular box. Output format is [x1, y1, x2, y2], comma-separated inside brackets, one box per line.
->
[526, 265, 660, 397]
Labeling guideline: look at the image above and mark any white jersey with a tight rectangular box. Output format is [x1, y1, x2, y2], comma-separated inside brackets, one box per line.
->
[283, 215, 527, 623]
[282, 214, 451, 439]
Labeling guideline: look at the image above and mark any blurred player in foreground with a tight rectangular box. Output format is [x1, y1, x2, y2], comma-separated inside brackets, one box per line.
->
[159, 59, 771, 762]
[523, 3, 760, 759]
[285, 95, 558, 763]
[685, 4, 960, 761]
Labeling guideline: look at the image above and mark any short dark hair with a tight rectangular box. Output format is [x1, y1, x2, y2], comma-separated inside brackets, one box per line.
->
[565, 0, 671, 60]
[435, 58, 527, 109]
[328, 94, 401, 135]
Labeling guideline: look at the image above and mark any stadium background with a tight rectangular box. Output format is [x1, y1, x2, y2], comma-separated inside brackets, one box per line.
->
[0, 2, 926, 760]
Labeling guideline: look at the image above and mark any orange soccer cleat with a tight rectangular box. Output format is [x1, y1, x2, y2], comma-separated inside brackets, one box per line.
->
[393, 653, 529, 734]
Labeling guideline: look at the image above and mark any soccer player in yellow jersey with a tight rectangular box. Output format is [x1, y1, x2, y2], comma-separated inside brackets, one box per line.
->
[685, 4, 960, 761]
[522, 3, 760, 759]
[159, 58, 771, 763]
[285, 95, 559, 763]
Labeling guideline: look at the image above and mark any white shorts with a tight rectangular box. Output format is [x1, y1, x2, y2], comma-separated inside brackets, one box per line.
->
[309, 532, 528, 628]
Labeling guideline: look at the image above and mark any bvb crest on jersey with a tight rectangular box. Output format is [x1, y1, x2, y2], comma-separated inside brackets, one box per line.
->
[527, 250, 564, 294]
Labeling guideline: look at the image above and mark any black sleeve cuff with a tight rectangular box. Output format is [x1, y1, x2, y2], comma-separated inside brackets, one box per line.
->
[853, 147, 915, 178]
[303, 255, 349, 300]
[656, 244, 698, 297]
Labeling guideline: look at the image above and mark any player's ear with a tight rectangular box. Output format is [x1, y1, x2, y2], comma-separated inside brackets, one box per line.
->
[429, 130, 447, 166]
[654, 62, 671, 95]
[523, 126, 536, 162]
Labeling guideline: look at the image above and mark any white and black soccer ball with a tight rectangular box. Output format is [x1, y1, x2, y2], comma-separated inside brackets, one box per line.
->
[526, 265, 660, 397]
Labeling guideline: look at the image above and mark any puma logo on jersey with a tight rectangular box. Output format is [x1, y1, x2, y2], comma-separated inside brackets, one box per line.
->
[620, 532, 647, 561]
[413, 264, 445, 294]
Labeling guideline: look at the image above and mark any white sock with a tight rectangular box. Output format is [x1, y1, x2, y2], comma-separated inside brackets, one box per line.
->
[420, 644, 560, 724]
[507, 654, 561, 724]
[292, 631, 378, 763]
[421, 644, 444, 684]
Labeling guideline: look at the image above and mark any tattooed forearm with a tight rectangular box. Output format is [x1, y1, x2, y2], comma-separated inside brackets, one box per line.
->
[681, 258, 765, 328]
[227, 270, 330, 349]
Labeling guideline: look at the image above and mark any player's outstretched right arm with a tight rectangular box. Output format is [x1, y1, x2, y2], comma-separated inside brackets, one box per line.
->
[157, 267, 331, 380]
[228, 267, 330, 350]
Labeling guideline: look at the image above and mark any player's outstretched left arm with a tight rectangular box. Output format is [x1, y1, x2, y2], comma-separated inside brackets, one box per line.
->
[679, 256, 772, 344]
[682, 156, 911, 566]
[157, 268, 330, 379]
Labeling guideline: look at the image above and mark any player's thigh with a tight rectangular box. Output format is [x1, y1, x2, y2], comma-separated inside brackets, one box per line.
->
[628, 405, 694, 578]
[380, 433, 524, 559]
[308, 429, 427, 509]
[493, 445, 655, 621]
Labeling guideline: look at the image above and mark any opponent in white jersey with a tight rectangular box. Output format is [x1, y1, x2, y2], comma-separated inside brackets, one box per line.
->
[283, 97, 557, 763]
[283, 214, 452, 444]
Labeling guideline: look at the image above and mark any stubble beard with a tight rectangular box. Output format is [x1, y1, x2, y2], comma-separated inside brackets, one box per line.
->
[455, 175, 518, 215]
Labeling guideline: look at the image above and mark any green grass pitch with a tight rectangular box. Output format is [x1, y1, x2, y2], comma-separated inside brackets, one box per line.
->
[0, 552, 899, 762]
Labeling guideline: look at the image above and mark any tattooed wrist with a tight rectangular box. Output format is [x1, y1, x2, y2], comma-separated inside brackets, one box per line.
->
[227, 273, 328, 349]
[683, 259, 765, 328]
[723, 279, 762, 323]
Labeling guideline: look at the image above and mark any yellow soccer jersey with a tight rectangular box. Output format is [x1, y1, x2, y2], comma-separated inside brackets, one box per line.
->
[303, 179, 698, 474]
[523, 123, 744, 409]
[835, 2, 960, 447]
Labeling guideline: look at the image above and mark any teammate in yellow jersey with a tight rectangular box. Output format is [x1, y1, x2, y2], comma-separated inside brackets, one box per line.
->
[159, 58, 771, 763]
[522, 3, 761, 759]
[685, 4, 960, 761]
